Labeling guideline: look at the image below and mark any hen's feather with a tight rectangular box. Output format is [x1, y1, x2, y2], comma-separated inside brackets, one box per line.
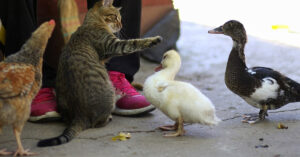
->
[0, 20, 55, 156]
[0, 63, 34, 98]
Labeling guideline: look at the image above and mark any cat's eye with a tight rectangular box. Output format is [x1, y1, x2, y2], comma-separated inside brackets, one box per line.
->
[105, 14, 119, 22]
[106, 14, 117, 19]
[112, 15, 118, 21]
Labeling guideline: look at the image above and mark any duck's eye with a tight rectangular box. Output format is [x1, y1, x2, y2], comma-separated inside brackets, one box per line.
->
[163, 55, 167, 59]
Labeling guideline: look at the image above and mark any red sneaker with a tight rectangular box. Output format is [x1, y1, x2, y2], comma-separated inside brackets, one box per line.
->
[29, 88, 61, 122]
[109, 71, 155, 116]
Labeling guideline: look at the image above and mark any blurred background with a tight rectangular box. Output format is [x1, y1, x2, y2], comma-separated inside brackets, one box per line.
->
[138, 0, 300, 77]
[173, 0, 300, 47]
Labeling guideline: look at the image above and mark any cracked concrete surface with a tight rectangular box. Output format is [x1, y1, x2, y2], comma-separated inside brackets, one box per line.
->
[1, 20, 300, 157]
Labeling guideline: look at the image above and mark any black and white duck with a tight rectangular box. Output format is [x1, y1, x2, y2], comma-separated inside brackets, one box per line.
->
[208, 20, 300, 124]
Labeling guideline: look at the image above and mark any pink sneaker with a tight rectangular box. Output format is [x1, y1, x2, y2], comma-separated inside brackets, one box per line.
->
[29, 88, 61, 122]
[109, 71, 155, 116]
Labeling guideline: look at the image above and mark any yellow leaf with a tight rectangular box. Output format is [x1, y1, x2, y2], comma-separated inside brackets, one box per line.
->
[112, 132, 131, 141]
[277, 123, 288, 129]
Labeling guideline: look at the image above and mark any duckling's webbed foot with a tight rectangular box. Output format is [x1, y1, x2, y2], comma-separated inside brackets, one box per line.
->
[159, 125, 176, 131]
[164, 130, 185, 137]
[163, 117, 185, 137]
[159, 122, 178, 131]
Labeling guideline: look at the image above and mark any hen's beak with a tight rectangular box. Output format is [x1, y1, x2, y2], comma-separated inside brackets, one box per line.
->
[208, 26, 224, 34]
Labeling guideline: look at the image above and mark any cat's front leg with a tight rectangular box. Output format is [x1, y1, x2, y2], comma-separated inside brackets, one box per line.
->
[103, 36, 162, 58]
[122, 36, 162, 54]
[109, 36, 162, 55]
[138, 36, 163, 49]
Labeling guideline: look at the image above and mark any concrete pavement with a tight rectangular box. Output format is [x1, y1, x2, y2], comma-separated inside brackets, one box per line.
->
[1, 55, 300, 157]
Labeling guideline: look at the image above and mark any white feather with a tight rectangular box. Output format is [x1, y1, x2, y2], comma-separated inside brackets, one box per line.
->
[247, 68, 256, 75]
[243, 77, 279, 108]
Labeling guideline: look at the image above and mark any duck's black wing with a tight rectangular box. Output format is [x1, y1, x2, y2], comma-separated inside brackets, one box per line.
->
[250, 66, 300, 103]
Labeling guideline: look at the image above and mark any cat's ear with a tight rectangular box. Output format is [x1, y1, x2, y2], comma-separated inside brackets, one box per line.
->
[94, 0, 104, 7]
[116, 7, 122, 11]
[103, 0, 114, 7]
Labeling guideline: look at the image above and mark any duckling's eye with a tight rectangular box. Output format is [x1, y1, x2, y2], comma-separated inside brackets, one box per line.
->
[163, 55, 167, 59]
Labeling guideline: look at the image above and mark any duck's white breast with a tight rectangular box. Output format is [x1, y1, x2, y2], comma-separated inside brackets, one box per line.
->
[244, 77, 279, 108]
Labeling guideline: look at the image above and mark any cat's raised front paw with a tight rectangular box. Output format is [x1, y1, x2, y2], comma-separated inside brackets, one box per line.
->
[153, 36, 163, 44]
[148, 36, 163, 47]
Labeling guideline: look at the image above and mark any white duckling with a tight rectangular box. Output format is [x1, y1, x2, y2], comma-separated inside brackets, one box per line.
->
[144, 50, 221, 137]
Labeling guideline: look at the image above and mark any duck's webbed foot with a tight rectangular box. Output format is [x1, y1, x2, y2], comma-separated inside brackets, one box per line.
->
[242, 113, 260, 124]
[242, 109, 268, 124]
[259, 109, 268, 120]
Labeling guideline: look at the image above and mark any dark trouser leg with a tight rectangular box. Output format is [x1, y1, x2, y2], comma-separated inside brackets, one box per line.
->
[37, 0, 64, 88]
[87, 0, 141, 83]
[0, 0, 37, 56]
[42, 63, 56, 88]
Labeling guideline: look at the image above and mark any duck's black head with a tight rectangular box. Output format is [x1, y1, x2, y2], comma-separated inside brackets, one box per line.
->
[208, 20, 247, 44]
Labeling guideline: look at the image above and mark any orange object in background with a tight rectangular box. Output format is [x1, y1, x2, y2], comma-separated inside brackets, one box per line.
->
[141, 0, 174, 36]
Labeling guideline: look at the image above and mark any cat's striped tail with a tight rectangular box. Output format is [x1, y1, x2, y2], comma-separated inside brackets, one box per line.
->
[37, 123, 83, 147]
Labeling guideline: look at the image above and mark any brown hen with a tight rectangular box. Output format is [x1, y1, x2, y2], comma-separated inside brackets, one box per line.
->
[0, 20, 55, 156]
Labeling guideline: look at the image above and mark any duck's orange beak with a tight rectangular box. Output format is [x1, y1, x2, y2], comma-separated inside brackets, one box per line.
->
[155, 64, 163, 72]
[208, 25, 224, 34]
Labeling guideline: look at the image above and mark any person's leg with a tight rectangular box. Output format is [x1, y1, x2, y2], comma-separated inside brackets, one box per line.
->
[32, 1, 62, 122]
[106, 0, 141, 82]
[88, 0, 155, 116]
[29, 62, 60, 122]
[0, 0, 37, 56]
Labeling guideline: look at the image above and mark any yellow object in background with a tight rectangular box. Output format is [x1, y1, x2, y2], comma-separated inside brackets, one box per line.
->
[0, 21, 5, 45]
[272, 25, 300, 33]
[272, 25, 289, 30]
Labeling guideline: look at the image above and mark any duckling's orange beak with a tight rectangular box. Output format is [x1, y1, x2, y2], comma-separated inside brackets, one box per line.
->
[208, 26, 224, 34]
[155, 64, 163, 72]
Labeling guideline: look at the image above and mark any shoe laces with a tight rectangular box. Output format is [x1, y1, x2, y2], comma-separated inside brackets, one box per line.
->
[32, 88, 56, 103]
[109, 71, 139, 96]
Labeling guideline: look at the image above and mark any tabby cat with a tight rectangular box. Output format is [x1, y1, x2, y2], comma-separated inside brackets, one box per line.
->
[37, 0, 162, 147]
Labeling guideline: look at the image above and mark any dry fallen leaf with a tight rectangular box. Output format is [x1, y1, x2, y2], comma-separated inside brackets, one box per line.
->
[112, 132, 131, 141]
[277, 123, 288, 129]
